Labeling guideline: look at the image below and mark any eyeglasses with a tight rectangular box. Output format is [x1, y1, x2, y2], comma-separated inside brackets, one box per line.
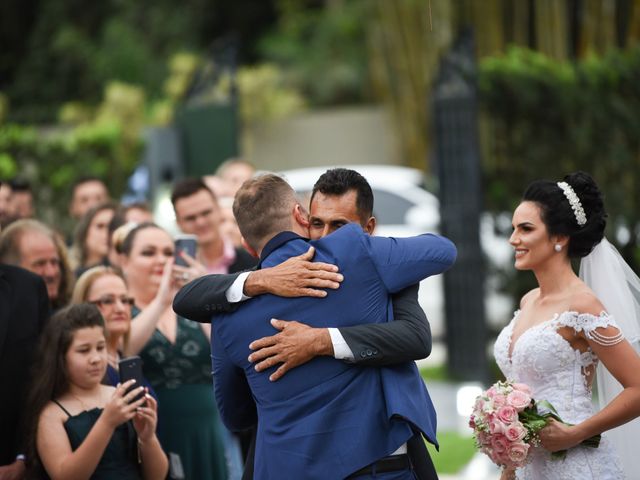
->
[89, 296, 135, 308]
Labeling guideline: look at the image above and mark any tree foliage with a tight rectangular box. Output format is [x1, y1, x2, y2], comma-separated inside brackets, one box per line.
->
[1, 0, 278, 123]
[479, 46, 640, 300]
[259, 0, 371, 105]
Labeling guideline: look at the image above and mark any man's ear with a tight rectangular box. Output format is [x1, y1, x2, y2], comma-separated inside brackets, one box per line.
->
[363, 216, 376, 235]
[293, 203, 310, 229]
[241, 237, 259, 258]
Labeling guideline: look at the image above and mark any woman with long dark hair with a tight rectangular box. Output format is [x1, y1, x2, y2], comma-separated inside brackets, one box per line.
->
[494, 172, 640, 479]
[24, 303, 168, 479]
[71, 203, 117, 277]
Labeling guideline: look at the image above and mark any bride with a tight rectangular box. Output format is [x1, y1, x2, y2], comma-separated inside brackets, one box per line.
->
[493, 171, 640, 479]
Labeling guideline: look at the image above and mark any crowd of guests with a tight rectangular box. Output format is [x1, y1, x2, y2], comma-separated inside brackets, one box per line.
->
[0, 159, 257, 479]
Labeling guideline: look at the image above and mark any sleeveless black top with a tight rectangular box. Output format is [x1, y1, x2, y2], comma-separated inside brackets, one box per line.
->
[53, 401, 142, 480]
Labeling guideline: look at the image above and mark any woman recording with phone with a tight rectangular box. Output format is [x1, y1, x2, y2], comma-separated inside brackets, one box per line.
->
[118, 222, 228, 480]
[24, 304, 168, 479]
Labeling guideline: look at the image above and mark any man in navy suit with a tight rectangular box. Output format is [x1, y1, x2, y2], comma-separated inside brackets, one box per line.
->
[212, 174, 456, 479]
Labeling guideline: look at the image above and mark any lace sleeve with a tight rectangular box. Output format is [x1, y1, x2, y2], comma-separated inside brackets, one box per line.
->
[558, 312, 625, 347]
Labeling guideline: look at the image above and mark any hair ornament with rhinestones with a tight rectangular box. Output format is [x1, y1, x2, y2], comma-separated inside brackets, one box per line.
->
[557, 181, 587, 226]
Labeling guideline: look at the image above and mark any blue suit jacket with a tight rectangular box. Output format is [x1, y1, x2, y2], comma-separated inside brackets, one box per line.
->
[212, 224, 456, 479]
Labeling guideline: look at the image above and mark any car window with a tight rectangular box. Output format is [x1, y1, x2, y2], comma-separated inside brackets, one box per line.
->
[371, 189, 414, 224]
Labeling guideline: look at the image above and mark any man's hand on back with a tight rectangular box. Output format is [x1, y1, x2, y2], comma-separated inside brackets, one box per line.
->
[248, 319, 333, 381]
[244, 246, 343, 298]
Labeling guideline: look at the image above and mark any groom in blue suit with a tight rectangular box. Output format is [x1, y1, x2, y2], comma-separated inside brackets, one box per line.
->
[212, 174, 456, 479]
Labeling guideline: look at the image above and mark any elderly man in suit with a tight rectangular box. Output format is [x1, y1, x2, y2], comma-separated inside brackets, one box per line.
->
[208, 174, 455, 479]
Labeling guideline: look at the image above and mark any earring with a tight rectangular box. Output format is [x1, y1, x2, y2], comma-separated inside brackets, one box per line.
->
[554, 244, 562, 252]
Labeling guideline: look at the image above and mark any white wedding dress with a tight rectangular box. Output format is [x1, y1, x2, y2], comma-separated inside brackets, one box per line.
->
[494, 310, 625, 479]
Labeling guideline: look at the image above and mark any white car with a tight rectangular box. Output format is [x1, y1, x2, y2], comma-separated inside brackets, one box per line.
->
[279, 165, 513, 339]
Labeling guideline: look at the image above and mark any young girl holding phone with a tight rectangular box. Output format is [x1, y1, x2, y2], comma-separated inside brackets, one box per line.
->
[24, 303, 168, 479]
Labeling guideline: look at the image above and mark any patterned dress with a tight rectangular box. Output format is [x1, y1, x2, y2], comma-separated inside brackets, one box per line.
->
[494, 310, 625, 479]
[136, 313, 228, 479]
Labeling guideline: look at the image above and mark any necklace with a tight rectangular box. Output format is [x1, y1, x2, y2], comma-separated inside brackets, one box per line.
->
[107, 350, 120, 367]
[69, 386, 105, 412]
[69, 392, 92, 412]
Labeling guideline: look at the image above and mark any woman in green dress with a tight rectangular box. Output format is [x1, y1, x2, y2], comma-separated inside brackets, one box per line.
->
[119, 222, 228, 479]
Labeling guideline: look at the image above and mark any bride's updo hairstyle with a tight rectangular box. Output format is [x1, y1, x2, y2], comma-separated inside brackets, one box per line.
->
[522, 171, 607, 258]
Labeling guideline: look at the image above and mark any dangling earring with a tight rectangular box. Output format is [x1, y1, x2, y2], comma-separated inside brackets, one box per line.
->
[554, 244, 562, 252]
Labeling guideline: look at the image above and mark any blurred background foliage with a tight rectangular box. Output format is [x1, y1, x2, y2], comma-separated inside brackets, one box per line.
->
[1, 0, 640, 243]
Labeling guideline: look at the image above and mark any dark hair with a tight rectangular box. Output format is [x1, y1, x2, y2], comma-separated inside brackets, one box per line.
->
[310, 168, 374, 223]
[71, 176, 106, 193]
[522, 171, 607, 258]
[119, 221, 165, 256]
[24, 304, 105, 475]
[233, 174, 298, 251]
[72, 202, 117, 268]
[9, 177, 31, 193]
[171, 178, 217, 207]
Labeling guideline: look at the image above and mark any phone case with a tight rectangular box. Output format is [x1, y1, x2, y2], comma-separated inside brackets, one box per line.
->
[118, 356, 145, 403]
[174, 236, 198, 267]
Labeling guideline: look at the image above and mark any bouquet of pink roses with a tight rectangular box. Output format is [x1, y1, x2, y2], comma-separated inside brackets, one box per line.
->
[469, 380, 600, 468]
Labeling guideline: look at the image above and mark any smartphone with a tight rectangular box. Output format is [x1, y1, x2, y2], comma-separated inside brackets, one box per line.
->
[118, 356, 146, 404]
[174, 234, 198, 267]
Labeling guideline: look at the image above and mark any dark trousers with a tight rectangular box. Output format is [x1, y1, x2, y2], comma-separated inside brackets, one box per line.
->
[349, 469, 418, 479]
[241, 430, 437, 480]
[407, 433, 439, 480]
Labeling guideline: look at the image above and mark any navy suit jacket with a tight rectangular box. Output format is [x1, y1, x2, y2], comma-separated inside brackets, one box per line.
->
[212, 224, 456, 479]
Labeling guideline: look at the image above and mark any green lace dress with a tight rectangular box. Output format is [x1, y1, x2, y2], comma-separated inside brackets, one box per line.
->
[136, 313, 228, 480]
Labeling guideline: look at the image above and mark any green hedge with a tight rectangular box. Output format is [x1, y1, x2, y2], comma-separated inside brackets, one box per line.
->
[0, 122, 140, 233]
[478, 46, 640, 300]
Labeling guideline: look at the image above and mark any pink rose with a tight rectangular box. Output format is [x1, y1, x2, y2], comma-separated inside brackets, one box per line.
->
[507, 390, 532, 411]
[497, 405, 518, 424]
[512, 383, 532, 395]
[491, 434, 509, 454]
[486, 386, 497, 398]
[492, 394, 507, 407]
[489, 418, 505, 435]
[505, 423, 527, 442]
[507, 442, 530, 464]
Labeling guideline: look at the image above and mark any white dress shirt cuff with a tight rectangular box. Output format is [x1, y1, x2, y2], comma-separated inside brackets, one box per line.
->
[225, 271, 252, 303]
[328, 328, 355, 361]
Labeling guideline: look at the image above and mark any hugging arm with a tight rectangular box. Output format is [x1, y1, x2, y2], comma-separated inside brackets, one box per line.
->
[248, 283, 431, 377]
[172, 246, 342, 323]
[172, 271, 245, 322]
[248, 233, 455, 379]
[338, 283, 431, 365]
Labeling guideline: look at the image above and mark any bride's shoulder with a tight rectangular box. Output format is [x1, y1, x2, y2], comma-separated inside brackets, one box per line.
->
[519, 288, 539, 309]
[569, 289, 606, 317]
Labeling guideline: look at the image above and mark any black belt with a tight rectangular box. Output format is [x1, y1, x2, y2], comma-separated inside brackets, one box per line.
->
[346, 454, 412, 478]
